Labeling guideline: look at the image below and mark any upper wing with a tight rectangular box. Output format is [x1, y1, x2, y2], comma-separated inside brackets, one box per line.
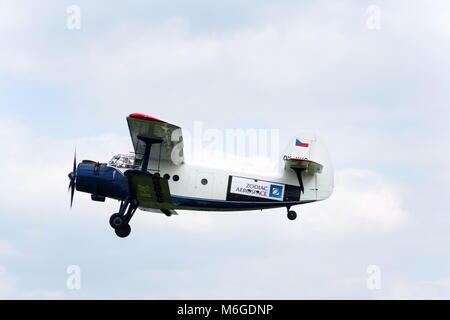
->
[127, 113, 184, 166]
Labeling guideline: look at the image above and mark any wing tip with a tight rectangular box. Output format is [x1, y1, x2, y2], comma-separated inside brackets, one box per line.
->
[128, 113, 166, 123]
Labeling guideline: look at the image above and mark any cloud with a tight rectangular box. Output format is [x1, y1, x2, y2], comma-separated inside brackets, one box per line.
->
[2, 0, 448, 175]
[305, 168, 410, 235]
[387, 277, 450, 299]
[0, 265, 17, 299]
[0, 241, 23, 258]
[0, 117, 411, 247]
[2, 1, 449, 119]
[0, 263, 65, 299]
[0, 118, 445, 300]
[0, 119, 130, 219]
[0, 0, 449, 299]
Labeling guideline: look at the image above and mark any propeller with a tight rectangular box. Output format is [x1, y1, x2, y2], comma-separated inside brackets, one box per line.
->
[68, 149, 77, 208]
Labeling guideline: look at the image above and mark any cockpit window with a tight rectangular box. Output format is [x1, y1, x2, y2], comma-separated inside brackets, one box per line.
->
[108, 154, 136, 168]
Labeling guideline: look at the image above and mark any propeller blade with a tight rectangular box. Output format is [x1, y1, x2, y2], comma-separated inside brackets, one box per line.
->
[68, 148, 77, 208]
[68, 179, 74, 192]
[73, 149, 77, 175]
[70, 182, 75, 208]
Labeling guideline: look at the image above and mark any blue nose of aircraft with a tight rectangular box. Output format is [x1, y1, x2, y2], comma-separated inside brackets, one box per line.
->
[75, 161, 129, 201]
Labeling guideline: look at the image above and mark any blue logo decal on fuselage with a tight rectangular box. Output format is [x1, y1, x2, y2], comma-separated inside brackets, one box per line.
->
[269, 185, 283, 199]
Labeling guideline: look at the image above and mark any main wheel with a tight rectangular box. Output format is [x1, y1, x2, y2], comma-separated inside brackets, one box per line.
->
[287, 210, 297, 221]
[109, 213, 125, 229]
[115, 224, 131, 238]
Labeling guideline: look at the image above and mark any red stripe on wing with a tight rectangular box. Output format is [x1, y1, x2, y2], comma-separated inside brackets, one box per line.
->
[128, 113, 166, 123]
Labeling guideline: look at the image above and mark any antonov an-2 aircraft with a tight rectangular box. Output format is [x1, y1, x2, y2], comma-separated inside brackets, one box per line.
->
[68, 113, 334, 238]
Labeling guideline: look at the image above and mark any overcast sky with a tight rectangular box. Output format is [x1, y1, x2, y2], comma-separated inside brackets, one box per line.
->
[0, 0, 449, 299]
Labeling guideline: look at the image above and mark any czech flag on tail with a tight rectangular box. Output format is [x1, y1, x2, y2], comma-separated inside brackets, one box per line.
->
[295, 139, 309, 147]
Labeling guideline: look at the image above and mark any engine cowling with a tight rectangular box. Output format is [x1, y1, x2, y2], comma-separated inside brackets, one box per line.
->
[76, 161, 129, 200]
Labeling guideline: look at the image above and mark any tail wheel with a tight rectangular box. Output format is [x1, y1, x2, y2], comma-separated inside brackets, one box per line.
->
[287, 210, 297, 221]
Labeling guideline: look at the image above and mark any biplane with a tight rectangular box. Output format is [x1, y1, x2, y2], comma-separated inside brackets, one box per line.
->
[68, 113, 334, 238]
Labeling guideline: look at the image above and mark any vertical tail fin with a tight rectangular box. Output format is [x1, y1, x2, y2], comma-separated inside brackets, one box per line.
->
[282, 132, 315, 163]
[282, 132, 334, 201]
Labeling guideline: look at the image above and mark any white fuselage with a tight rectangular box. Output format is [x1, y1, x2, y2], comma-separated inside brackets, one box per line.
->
[115, 133, 334, 212]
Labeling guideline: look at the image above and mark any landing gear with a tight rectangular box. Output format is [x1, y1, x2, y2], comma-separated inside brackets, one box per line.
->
[109, 213, 125, 229]
[287, 210, 297, 221]
[109, 197, 138, 238]
[115, 224, 131, 238]
[286, 206, 298, 221]
[108, 136, 162, 238]
[286, 167, 304, 222]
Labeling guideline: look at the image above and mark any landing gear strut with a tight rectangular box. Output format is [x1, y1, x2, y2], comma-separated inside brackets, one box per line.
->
[109, 197, 138, 238]
[286, 206, 298, 221]
[286, 167, 305, 222]
[109, 136, 161, 238]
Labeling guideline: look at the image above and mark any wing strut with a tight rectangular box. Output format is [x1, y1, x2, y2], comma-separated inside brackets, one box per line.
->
[138, 136, 163, 172]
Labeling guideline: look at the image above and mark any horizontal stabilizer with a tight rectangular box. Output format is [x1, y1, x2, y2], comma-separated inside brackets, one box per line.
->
[286, 158, 323, 174]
